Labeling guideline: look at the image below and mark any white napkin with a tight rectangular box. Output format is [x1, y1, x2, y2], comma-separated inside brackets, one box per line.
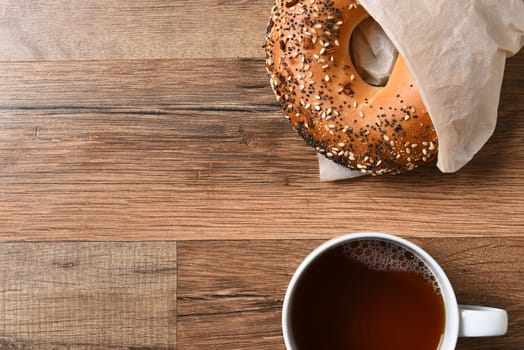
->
[318, 0, 524, 181]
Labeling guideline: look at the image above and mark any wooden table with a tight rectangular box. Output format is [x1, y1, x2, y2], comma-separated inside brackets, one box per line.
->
[0, 1, 522, 349]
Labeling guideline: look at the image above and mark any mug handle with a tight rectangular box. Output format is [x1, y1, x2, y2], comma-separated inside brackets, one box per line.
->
[459, 305, 508, 337]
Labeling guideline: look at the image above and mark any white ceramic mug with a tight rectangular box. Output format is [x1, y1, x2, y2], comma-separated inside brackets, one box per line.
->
[282, 232, 508, 350]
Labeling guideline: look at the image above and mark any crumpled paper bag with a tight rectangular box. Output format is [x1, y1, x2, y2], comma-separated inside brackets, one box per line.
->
[352, 16, 398, 87]
[318, 0, 524, 181]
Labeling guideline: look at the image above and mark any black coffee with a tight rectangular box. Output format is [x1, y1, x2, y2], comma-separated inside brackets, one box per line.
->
[290, 240, 445, 350]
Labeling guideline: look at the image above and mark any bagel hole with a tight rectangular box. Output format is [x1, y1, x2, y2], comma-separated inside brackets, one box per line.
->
[349, 17, 399, 87]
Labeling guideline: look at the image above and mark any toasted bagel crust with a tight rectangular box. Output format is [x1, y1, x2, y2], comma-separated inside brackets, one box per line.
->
[265, 0, 438, 175]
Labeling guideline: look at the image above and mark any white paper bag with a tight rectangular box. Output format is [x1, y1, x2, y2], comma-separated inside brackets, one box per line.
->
[318, 0, 524, 181]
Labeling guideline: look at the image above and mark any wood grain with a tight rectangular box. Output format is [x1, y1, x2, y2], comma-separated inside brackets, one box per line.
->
[0, 242, 177, 349]
[0, 53, 522, 241]
[0, 1, 522, 349]
[0, 0, 274, 61]
[177, 238, 524, 350]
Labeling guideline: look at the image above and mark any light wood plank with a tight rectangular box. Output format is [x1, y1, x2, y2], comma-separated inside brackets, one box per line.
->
[0, 0, 273, 60]
[177, 238, 524, 350]
[177, 240, 303, 350]
[0, 55, 522, 241]
[0, 242, 177, 349]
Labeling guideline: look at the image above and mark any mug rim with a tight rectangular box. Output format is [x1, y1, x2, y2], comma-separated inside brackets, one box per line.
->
[282, 232, 459, 350]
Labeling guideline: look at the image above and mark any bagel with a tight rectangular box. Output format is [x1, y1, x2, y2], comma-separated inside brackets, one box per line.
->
[264, 0, 438, 175]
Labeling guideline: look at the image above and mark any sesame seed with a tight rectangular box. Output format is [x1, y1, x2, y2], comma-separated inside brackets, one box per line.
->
[336, 21, 343, 26]
[314, 105, 321, 111]
[324, 74, 330, 82]
[320, 47, 326, 55]
[322, 64, 329, 69]
[429, 142, 436, 150]
[422, 148, 428, 155]
[314, 23, 322, 29]
[359, 110, 365, 117]
[334, 39, 340, 46]
[350, 74, 355, 81]
[326, 152, 333, 157]
[404, 115, 410, 120]
[328, 123, 336, 129]
[353, 101, 358, 108]
[411, 143, 418, 148]
[383, 135, 390, 141]
[329, 130, 335, 135]
[338, 142, 345, 147]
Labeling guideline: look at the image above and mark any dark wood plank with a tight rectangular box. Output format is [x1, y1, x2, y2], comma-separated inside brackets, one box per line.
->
[0, 54, 522, 241]
[0, 242, 177, 349]
[177, 238, 524, 350]
[0, 0, 273, 60]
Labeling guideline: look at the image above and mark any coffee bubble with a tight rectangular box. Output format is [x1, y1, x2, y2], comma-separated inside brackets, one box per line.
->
[342, 239, 440, 293]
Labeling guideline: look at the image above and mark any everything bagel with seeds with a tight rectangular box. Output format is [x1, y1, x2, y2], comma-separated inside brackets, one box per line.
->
[264, 0, 438, 175]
